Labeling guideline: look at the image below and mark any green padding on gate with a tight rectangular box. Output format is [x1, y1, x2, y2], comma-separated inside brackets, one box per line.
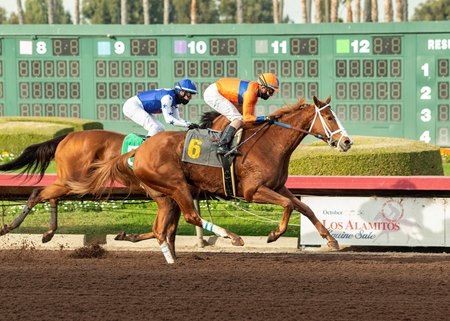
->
[121, 133, 145, 169]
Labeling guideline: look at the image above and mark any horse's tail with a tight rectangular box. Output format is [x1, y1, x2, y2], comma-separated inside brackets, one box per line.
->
[68, 150, 141, 198]
[199, 111, 221, 129]
[0, 134, 68, 182]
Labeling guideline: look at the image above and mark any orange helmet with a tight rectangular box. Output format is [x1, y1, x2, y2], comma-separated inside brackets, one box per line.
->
[258, 73, 280, 92]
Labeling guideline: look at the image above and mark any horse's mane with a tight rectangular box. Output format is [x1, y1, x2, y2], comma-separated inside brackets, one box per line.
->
[269, 97, 308, 118]
[199, 111, 221, 129]
[198, 98, 308, 129]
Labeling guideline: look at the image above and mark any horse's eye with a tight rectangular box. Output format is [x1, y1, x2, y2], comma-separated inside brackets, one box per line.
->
[327, 116, 333, 121]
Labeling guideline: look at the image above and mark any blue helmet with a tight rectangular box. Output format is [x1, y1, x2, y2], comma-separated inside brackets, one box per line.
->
[175, 79, 198, 94]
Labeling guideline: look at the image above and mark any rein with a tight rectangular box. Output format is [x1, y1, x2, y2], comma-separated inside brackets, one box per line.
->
[273, 121, 324, 139]
[225, 102, 349, 156]
[274, 103, 349, 148]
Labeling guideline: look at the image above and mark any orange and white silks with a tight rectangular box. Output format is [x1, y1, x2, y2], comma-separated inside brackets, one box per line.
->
[207, 78, 260, 123]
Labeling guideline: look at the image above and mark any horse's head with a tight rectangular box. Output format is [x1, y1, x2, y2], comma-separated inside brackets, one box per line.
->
[308, 96, 353, 152]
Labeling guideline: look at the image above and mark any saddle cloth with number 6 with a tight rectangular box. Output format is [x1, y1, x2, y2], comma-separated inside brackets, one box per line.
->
[182, 128, 242, 167]
[182, 129, 222, 167]
[183, 128, 243, 197]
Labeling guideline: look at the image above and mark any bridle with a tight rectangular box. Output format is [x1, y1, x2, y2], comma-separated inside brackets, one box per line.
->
[273, 103, 350, 149]
[307, 104, 350, 148]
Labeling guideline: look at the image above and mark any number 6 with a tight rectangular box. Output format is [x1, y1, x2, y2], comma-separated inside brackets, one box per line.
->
[187, 139, 202, 159]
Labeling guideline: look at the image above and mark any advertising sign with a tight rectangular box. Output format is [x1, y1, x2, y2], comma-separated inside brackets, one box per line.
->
[301, 196, 448, 247]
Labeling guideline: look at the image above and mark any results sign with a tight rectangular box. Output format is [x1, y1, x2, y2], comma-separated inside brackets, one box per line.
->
[0, 22, 449, 143]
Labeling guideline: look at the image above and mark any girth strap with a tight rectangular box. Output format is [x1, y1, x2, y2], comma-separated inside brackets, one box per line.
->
[220, 154, 237, 197]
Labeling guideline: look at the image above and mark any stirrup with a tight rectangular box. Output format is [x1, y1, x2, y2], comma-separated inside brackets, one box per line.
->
[217, 145, 230, 155]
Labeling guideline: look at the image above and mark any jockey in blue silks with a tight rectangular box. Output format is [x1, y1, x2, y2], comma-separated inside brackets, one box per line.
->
[123, 79, 199, 137]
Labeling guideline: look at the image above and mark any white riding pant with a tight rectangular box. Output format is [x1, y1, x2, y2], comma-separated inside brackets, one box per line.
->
[203, 83, 243, 122]
[123, 96, 165, 136]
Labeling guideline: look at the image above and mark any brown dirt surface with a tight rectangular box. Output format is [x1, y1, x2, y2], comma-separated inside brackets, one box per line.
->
[69, 243, 107, 259]
[0, 249, 449, 321]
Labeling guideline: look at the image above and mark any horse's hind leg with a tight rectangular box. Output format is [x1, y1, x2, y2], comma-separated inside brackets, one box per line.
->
[151, 197, 182, 264]
[0, 188, 42, 236]
[42, 198, 58, 243]
[278, 186, 339, 250]
[115, 231, 155, 242]
[152, 199, 182, 260]
[114, 212, 180, 244]
[38, 182, 70, 243]
[170, 188, 244, 246]
[114, 196, 180, 244]
[166, 202, 181, 256]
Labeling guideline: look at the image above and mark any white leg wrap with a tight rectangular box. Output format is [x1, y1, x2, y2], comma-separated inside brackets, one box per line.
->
[159, 241, 175, 264]
[201, 218, 229, 238]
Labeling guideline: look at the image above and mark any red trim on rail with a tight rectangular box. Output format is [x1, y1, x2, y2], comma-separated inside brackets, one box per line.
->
[285, 176, 450, 191]
[1, 174, 450, 191]
[0, 174, 123, 187]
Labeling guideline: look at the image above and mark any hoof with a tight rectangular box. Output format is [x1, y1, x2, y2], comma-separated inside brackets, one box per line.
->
[115, 232, 140, 242]
[0, 225, 10, 236]
[227, 231, 244, 246]
[231, 236, 244, 246]
[327, 240, 340, 251]
[114, 231, 127, 241]
[42, 231, 54, 243]
[267, 231, 279, 243]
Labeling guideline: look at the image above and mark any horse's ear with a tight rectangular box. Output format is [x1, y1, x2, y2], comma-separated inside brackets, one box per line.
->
[313, 96, 319, 106]
[326, 96, 331, 104]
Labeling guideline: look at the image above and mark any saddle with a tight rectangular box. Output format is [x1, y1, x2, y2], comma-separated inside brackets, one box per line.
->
[182, 128, 243, 197]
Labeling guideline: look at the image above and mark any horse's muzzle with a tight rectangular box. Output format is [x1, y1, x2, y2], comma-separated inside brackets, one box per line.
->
[337, 136, 353, 152]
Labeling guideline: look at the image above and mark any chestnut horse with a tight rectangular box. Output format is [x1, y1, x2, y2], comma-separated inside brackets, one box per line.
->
[0, 130, 156, 242]
[69, 97, 352, 263]
[0, 129, 214, 247]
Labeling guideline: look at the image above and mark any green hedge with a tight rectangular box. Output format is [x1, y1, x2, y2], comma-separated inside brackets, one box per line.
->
[0, 120, 444, 176]
[289, 136, 444, 176]
[0, 117, 102, 131]
[0, 117, 103, 156]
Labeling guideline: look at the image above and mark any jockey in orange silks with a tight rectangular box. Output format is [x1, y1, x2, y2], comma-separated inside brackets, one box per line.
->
[203, 73, 280, 155]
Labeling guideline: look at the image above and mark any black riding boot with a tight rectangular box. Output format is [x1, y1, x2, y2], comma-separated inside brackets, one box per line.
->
[217, 125, 237, 155]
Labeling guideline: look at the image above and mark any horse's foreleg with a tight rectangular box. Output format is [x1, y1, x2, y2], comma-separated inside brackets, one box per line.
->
[0, 188, 42, 236]
[199, 218, 243, 246]
[248, 186, 293, 243]
[278, 186, 339, 250]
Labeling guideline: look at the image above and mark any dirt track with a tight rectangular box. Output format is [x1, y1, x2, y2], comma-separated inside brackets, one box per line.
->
[0, 249, 449, 321]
